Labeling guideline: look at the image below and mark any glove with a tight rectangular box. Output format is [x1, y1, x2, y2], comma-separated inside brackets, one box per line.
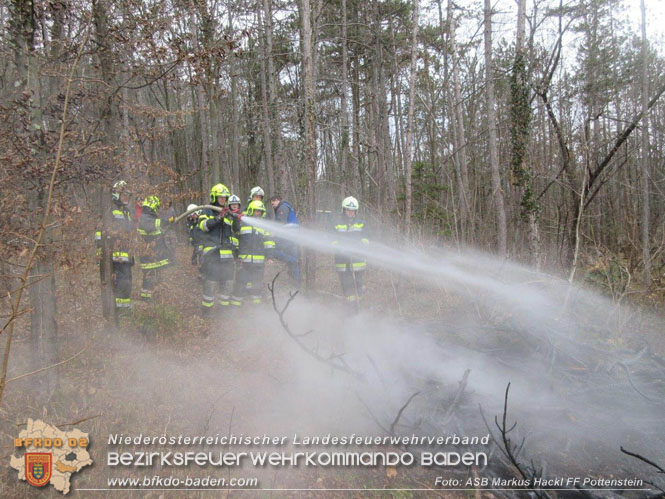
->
[168, 216, 175, 223]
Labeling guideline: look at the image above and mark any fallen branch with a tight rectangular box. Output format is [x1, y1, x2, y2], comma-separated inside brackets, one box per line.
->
[621, 446, 665, 496]
[6, 337, 92, 384]
[356, 394, 390, 434]
[480, 383, 552, 499]
[390, 391, 421, 435]
[621, 447, 665, 475]
[441, 368, 470, 425]
[268, 273, 363, 379]
[56, 414, 102, 428]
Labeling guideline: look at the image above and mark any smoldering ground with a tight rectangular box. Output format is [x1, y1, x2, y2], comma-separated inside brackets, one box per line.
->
[2, 226, 665, 495]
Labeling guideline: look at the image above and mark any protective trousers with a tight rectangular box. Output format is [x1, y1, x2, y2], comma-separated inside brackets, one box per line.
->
[231, 263, 265, 306]
[201, 252, 234, 313]
[112, 262, 132, 313]
[338, 268, 364, 308]
[140, 268, 162, 300]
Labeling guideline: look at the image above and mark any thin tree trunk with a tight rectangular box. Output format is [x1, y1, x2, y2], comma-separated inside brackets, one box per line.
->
[301, 0, 317, 289]
[404, 0, 419, 232]
[258, 8, 275, 195]
[640, 0, 651, 286]
[229, 10, 241, 192]
[448, 2, 471, 242]
[484, 0, 507, 257]
[340, 0, 350, 193]
[263, 0, 285, 196]
[351, 0, 361, 195]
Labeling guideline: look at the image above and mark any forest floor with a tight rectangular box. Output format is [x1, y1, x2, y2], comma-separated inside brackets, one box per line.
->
[1, 238, 664, 498]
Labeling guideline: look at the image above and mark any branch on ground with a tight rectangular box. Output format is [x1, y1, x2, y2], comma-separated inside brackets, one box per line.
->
[621, 446, 665, 494]
[480, 383, 553, 499]
[268, 273, 363, 379]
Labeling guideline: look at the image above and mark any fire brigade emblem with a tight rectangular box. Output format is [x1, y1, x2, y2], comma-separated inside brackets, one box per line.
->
[25, 453, 52, 487]
[11, 419, 92, 494]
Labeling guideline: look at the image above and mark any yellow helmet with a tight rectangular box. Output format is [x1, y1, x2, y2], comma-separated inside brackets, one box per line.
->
[143, 195, 160, 211]
[210, 183, 231, 204]
[246, 200, 266, 217]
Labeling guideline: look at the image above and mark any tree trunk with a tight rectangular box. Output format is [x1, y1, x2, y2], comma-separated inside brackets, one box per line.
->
[340, 0, 350, 193]
[404, 0, 419, 232]
[258, 7, 275, 195]
[351, 0, 361, 196]
[301, 0, 317, 289]
[484, 0, 507, 257]
[448, 2, 471, 243]
[511, 0, 539, 267]
[229, 9, 241, 192]
[640, 0, 651, 286]
[263, 0, 285, 196]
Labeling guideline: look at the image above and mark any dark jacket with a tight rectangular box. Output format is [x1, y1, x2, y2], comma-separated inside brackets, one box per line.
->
[197, 208, 239, 260]
[237, 219, 275, 263]
[187, 217, 202, 248]
[137, 207, 170, 268]
[332, 216, 368, 272]
[96, 202, 134, 263]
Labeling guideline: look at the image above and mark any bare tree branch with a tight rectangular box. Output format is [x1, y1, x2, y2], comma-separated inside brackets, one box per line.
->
[390, 391, 420, 435]
[268, 273, 363, 379]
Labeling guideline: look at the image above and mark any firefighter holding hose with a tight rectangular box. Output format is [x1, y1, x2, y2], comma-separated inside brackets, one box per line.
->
[197, 184, 239, 315]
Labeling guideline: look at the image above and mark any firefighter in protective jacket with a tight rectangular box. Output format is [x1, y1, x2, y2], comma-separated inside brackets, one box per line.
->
[197, 184, 239, 314]
[231, 200, 274, 306]
[186, 204, 202, 266]
[332, 196, 368, 308]
[96, 180, 135, 314]
[137, 195, 171, 300]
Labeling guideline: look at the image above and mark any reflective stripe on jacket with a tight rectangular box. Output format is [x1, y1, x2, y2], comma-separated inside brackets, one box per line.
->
[332, 218, 368, 272]
[237, 223, 275, 263]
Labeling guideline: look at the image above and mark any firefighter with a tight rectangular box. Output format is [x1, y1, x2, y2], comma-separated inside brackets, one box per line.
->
[231, 200, 274, 307]
[197, 184, 239, 315]
[246, 186, 265, 209]
[96, 180, 135, 315]
[228, 194, 242, 215]
[332, 196, 368, 309]
[186, 204, 202, 266]
[137, 195, 171, 301]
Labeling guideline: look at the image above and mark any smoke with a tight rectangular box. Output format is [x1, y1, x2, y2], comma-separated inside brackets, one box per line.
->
[5, 215, 663, 489]
[234, 217, 665, 470]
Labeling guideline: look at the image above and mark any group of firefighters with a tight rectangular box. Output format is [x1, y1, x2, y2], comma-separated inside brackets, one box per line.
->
[97, 180, 369, 319]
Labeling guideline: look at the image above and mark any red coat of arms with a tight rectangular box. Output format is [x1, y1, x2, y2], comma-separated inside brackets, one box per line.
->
[25, 453, 52, 487]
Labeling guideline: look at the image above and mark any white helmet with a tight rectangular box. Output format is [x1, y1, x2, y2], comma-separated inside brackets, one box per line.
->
[112, 180, 128, 202]
[229, 195, 241, 206]
[250, 186, 264, 198]
[341, 196, 359, 211]
[187, 203, 198, 212]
